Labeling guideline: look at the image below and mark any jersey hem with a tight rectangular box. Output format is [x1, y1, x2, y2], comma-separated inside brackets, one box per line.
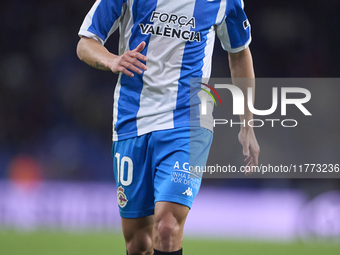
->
[112, 121, 213, 141]
[78, 30, 104, 45]
[225, 36, 252, 53]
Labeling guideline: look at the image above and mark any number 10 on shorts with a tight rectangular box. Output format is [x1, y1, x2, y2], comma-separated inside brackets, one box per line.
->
[115, 153, 133, 186]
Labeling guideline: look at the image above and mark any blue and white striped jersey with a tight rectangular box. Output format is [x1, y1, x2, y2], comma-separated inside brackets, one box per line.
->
[79, 0, 251, 141]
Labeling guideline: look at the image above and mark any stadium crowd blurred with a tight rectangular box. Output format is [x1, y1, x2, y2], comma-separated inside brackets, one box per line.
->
[0, 0, 339, 193]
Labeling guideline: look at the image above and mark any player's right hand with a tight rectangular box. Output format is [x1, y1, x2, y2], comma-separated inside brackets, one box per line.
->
[109, 41, 148, 77]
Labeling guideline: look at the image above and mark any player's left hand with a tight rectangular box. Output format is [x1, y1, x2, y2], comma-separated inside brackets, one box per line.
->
[109, 41, 148, 77]
[238, 128, 260, 175]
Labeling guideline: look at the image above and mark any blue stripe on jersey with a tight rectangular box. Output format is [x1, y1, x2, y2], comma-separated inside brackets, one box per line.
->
[174, 0, 219, 127]
[88, 0, 126, 42]
[116, 0, 158, 140]
[226, 0, 250, 48]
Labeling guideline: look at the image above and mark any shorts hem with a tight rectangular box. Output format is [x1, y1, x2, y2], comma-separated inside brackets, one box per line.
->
[119, 208, 154, 219]
[155, 194, 194, 209]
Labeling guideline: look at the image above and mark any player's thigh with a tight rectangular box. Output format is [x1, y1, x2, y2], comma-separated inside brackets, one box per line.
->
[154, 201, 189, 228]
[121, 215, 154, 242]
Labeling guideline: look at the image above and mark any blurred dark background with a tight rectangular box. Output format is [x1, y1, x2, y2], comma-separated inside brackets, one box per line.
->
[0, 0, 339, 193]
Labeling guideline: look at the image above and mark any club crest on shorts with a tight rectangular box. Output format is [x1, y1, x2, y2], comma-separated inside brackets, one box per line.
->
[117, 186, 128, 208]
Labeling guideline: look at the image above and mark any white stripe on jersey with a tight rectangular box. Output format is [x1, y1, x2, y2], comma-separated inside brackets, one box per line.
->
[113, 74, 122, 140]
[202, 26, 215, 79]
[118, 0, 134, 55]
[216, 0, 227, 25]
[136, 1, 196, 135]
[200, 26, 216, 129]
[112, 0, 134, 140]
[216, 20, 231, 52]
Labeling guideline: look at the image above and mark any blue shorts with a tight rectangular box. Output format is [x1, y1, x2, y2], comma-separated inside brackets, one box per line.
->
[112, 126, 213, 218]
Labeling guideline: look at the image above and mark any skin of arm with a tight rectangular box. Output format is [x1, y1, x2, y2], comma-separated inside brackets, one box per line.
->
[76, 37, 148, 77]
[228, 47, 260, 173]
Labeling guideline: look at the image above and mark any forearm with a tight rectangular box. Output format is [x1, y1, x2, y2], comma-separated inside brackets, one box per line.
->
[228, 47, 255, 128]
[76, 37, 118, 71]
[229, 47, 260, 167]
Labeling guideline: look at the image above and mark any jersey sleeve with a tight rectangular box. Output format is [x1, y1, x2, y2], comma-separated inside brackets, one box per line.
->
[78, 0, 126, 45]
[216, 0, 251, 53]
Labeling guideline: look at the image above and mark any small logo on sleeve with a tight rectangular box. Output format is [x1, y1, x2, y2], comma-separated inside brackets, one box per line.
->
[243, 19, 250, 29]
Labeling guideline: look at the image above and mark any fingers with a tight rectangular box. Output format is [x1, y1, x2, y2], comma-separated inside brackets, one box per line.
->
[244, 154, 256, 166]
[123, 42, 148, 77]
[133, 41, 146, 53]
[244, 155, 251, 163]
[118, 60, 146, 78]
[241, 138, 260, 176]
[243, 146, 250, 158]
[244, 156, 255, 176]
[243, 149, 253, 176]
[113, 43, 148, 77]
[120, 58, 145, 74]
[114, 64, 134, 77]
[126, 52, 148, 69]
[249, 142, 260, 166]
[250, 149, 259, 166]
[127, 50, 148, 63]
